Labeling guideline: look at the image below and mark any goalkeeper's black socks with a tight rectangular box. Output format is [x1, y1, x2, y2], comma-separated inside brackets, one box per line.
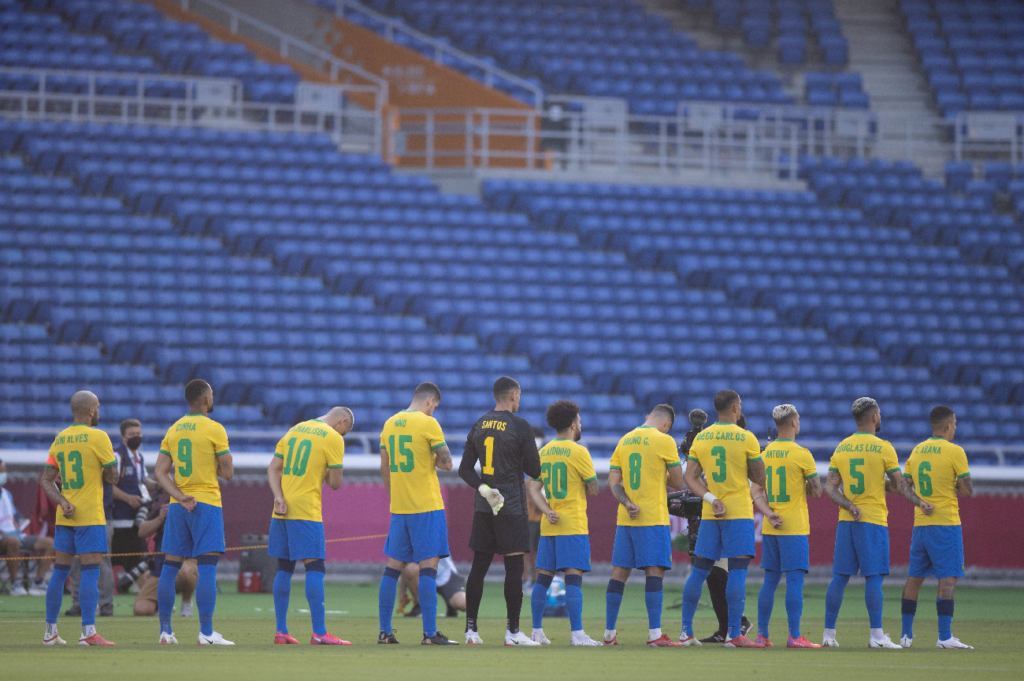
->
[503, 554, 525, 634]
[707, 566, 730, 635]
[465, 551, 493, 632]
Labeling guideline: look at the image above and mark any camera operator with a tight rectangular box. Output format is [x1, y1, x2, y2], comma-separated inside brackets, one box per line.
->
[111, 419, 158, 592]
[133, 496, 197, 618]
[672, 409, 750, 642]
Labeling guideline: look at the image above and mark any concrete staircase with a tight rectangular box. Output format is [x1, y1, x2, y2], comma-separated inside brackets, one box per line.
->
[832, 0, 949, 176]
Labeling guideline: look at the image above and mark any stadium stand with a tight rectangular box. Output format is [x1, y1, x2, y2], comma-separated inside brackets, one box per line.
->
[709, 0, 850, 67]
[901, 0, 1024, 116]
[4, 0, 299, 103]
[349, 0, 793, 115]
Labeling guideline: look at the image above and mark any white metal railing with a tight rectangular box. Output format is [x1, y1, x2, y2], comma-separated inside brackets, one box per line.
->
[952, 111, 1024, 164]
[176, 0, 388, 111]
[1, 428, 1022, 475]
[0, 67, 380, 154]
[334, 0, 543, 108]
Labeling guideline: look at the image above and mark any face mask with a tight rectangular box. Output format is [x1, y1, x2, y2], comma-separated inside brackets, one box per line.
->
[126, 436, 143, 450]
[0, 472, 7, 487]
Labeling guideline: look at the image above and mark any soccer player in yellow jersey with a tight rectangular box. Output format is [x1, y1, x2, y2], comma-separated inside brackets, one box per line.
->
[681, 390, 767, 648]
[526, 400, 601, 646]
[377, 382, 458, 646]
[822, 397, 904, 649]
[754, 405, 822, 648]
[604, 404, 684, 647]
[267, 407, 353, 646]
[898, 406, 974, 650]
[153, 379, 235, 646]
[40, 391, 118, 646]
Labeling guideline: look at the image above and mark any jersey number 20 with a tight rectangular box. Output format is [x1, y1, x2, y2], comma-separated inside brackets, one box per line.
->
[540, 461, 568, 499]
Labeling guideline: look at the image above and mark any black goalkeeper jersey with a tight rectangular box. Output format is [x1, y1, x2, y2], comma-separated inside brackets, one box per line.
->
[459, 410, 541, 517]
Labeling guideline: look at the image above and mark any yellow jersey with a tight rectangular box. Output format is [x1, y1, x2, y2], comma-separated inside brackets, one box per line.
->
[159, 414, 230, 508]
[760, 440, 818, 536]
[45, 424, 117, 527]
[535, 439, 597, 536]
[380, 410, 447, 514]
[687, 422, 762, 520]
[903, 437, 970, 527]
[610, 426, 681, 527]
[272, 419, 345, 523]
[828, 432, 900, 526]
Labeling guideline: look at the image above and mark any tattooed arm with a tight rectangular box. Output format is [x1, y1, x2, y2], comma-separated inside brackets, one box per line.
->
[40, 466, 74, 519]
[956, 474, 973, 498]
[433, 444, 453, 471]
[684, 459, 725, 517]
[608, 468, 640, 520]
[805, 474, 823, 498]
[900, 476, 934, 515]
[751, 483, 782, 528]
[824, 469, 861, 521]
[585, 478, 600, 496]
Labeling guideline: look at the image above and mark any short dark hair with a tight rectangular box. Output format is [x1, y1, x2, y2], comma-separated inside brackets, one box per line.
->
[119, 418, 141, 436]
[714, 389, 740, 412]
[851, 397, 879, 422]
[413, 382, 441, 402]
[545, 400, 580, 432]
[185, 379, 211, 405]
[930, 405, 955, 429]
[493, 376, 520, 400]
[651, 403, 675, 427]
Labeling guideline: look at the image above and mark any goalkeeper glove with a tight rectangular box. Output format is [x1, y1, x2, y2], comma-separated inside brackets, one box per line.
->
[478, 484, 504, 515]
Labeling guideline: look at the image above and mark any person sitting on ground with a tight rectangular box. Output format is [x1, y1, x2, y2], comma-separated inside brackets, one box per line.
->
[132, 498, 197, 617]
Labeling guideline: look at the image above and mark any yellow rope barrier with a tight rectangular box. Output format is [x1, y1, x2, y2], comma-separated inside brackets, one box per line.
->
[1, 533, 388, 561]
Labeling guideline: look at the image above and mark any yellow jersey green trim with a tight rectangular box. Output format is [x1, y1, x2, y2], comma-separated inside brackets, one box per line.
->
[159, 449, 171, 457]
[273, 453, 284, 459]
[927, 436, 946, 441]
[310, 418, 326, 424]
[748, 456, 762, 463]
[854, 431, 874, 435]
[552, 438, 572, 441]
[637, 425, 655, 429]
[666, 461, 682, 468]
[215, 449, 231, 457]
[430, 441, 447, 450]
[773, 439, 794, 442]
[828, 466, 839, 472]
[401, 409, 419, 413]
[609, 465, 622, 470]
[885, 467, 900, 474]
[582, 475, 597, 483]
[686, 456, 699, 462]
[71, 423, 89, 427]
[43, 462, 58, 470]
[101, 460, 116, 468]
[327, 464, 344, 469]
[956, 471, 971, 479]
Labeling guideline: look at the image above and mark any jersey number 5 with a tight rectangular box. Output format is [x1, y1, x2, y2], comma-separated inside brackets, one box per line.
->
[388, 434, 414, 473]
[848, 458, 865, 494]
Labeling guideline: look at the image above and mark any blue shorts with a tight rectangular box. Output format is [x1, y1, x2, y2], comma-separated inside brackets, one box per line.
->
[54, 525, 107, 555]
[908, 525, 964, 579]
[694, 518, 756, 560]
[611, 525, 672, 570]
[384, 510, 450, 564]
[162, 501, 225, 558]
[761, 534, 810, 573]
[832, 521, 889, 577]
[269, 518, 326, 561]
[536, 534, 591, 573]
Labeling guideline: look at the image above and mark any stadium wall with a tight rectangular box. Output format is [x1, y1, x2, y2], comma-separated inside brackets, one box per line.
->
[6, 479, 1020, 568]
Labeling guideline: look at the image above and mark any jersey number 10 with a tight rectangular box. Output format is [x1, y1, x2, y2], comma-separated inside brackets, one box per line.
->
[283, 437, 313, 477]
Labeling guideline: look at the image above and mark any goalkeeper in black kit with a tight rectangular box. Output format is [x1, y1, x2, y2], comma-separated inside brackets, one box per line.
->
[458, 376, 542, 646]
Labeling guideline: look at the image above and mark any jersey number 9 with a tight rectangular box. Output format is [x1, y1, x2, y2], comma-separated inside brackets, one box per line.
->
[177, 439, 192, 478]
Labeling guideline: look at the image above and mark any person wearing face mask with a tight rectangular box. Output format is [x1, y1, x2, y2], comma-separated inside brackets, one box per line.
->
[0, 459, 56, 595]
[110, 419, 157, 589]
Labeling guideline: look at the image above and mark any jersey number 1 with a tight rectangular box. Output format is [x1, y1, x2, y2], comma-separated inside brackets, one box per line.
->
[482, 436, 494, 476]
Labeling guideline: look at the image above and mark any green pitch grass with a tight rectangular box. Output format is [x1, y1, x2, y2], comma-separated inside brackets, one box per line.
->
[1, 582, 1021, 681]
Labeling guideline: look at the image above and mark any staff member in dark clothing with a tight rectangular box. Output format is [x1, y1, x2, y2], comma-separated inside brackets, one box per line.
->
[110, 419, 156, 590]
[458, 376, 542, 646]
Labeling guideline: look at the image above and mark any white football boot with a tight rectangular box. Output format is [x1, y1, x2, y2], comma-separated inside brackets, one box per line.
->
[504, 630, 541, 646]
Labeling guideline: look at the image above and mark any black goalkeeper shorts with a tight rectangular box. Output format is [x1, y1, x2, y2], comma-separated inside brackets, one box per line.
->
[469, 512, 530, 556]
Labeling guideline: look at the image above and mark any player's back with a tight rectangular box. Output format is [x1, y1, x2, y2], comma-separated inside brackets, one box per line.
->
[904, 437, 969, 526]
[761, 439, 817, 536]
[466, 410, 538, 516]
[159, 414, 230, 508]
[273, 419, 345, 522]
[46, 423, 116, 526]
[687, 422, 761, 520]
[611, 425, 681, 526]
[380, 409, 446, 514]
[829, 432, 899, 526]
[537, 438, 597, 536]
